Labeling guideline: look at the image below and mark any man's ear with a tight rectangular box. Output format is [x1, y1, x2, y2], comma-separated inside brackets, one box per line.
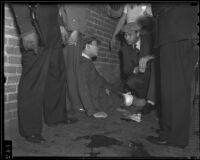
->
[86, 44, 90, 50]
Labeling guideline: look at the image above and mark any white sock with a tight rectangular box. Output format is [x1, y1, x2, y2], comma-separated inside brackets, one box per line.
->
[147, 100, 155, 106]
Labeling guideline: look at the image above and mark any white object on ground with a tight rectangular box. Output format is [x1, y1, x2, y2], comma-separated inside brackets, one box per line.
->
[93, 111, 108, 118]
[128, 113, 142, 122]
[123, 92, 134, 106]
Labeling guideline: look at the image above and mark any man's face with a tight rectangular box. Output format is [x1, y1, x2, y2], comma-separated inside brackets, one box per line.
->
[124, 31, 139, 45]
[86, 40, 99, 57]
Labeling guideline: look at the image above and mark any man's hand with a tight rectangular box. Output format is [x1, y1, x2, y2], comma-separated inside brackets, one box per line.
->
[60, 26, 68, 45]
[21, 30, 38, 54]
[105, 88, 111, 96]
[133, 66, 140, 74]
[68, 30, 79, 46]
[139, 55, 154, 72]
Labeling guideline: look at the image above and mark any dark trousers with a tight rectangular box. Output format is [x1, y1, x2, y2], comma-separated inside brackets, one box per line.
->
[159, 39, 198, 146]
[18, 46, 67, 137]
[63, 33, 83, 111]
[98, 89, 125, 115]
[127, 70, 151, 98]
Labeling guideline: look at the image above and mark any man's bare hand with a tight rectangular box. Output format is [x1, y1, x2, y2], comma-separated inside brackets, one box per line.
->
[139, 55, 154, 72]
[60, 26, 68, 45]
[21, 30, 38, 54]
[68, 30, 79, 46]
[133, 66, 140, 74]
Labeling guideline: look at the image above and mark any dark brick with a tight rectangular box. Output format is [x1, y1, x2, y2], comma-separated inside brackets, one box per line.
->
[4, 84, 17, 93]
[8, 38, 19, 46]
[4, 66, 17, 74]
[5, 27, 18, 37]
[7, 75, 20, 84]
[8, 93, 18, 102]
[8, 56, 21, 64]
[6, 46, 20, 55]
[5, 18, 14, 27]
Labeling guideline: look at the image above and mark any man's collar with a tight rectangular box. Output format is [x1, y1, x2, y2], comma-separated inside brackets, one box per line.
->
[132, 38, 141, 50]
[82, 52, 91, 59]
[136, 38, 141, 50]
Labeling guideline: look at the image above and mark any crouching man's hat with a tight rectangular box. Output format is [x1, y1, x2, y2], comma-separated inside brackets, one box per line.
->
[122, 22, 142, 33]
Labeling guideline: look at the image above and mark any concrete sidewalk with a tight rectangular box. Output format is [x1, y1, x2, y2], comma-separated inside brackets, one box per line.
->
[5, 109, 200, 158]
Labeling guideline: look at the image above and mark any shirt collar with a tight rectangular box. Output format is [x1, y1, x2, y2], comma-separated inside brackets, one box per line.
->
[136, 38, 141, 50]
[132, 38, 141, 50]
[82, 52, 91, 59]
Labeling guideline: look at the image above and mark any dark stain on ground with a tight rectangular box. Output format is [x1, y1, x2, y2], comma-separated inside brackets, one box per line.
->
[74, 134, 152, 157]
[74, 134, 123, 148]
[129, 140, 151, 157]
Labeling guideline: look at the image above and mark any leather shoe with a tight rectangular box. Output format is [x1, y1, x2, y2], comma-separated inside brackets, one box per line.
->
[141, 103, 156, 115]
[146, 136, 186, 149]
[25, 135, 46, 144]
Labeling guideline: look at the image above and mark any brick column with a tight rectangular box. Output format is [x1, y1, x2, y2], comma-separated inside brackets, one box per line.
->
[4, 4, 22, 123]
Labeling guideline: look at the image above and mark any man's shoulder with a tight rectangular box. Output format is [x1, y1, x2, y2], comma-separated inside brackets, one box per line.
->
[80, 56, 94, 69]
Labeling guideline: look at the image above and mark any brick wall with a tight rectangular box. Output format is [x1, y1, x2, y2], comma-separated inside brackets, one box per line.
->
[4, 3, 121, 123]
[4, 4, 22, 123]
[85, 4, 121, 83]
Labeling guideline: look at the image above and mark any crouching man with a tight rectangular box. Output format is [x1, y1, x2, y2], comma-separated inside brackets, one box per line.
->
[121, 22, 156, 118]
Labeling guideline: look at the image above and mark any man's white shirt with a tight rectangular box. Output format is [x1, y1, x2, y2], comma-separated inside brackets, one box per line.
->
[82, 52, 91, 59]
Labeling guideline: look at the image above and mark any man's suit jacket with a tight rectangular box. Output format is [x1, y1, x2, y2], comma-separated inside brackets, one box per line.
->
[122, 33, 153, 77]
[78, 56, 113, 116]
[10, 4, 62, 48]
[151, 3, 198, 46]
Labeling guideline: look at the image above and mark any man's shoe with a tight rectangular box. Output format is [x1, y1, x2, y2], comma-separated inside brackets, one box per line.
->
[141, 103, 156, 115]
[146, 136, 186, 149]
[25, 135, 46, 144]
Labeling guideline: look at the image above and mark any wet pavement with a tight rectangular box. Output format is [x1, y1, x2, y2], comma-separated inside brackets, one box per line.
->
[5, 108, 200, 158]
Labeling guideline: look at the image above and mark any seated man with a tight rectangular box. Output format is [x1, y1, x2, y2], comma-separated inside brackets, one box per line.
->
[121, 22, 156, 114]
[77, 34, 146, 119]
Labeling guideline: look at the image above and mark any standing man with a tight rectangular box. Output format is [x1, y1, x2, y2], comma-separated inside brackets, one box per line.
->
[10, 3, 77, 143]
[59, 4, 88, 113]
[147, 3, 199, 148]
